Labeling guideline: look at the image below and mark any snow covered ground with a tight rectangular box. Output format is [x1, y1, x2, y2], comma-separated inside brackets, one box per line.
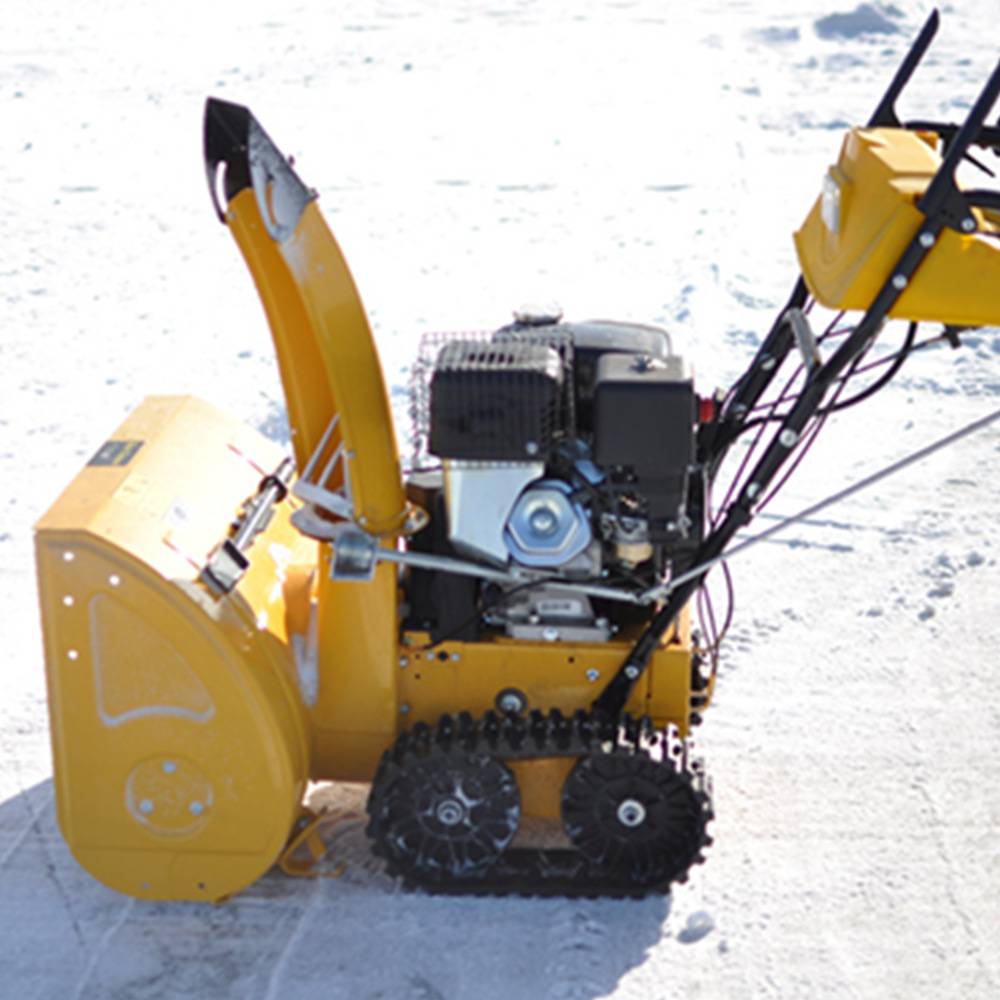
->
[3, 1, 999, 997]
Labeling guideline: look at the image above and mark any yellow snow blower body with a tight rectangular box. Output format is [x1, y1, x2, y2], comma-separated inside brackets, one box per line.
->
[35, 106, 696, 903]
[37, 11, 1000, 901]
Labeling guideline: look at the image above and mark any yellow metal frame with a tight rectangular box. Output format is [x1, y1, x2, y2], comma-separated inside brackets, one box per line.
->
[395, 623, 692, 734]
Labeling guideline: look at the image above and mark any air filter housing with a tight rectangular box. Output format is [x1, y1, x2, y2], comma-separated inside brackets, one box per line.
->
[428, 340, 565, 461]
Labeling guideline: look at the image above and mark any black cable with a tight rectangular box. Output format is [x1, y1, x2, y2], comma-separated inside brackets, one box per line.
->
[757, 337, 871, 512]
[737, 322, 931, 435]
[712, 310, 850, 487]
[694, 557, 734, 660]
[820, 320, 918, 413]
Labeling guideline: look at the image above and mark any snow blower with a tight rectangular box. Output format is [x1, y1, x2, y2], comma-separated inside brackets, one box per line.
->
[35, 9, 1000, 900]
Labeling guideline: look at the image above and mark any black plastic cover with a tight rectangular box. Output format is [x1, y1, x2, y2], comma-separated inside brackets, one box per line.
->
[428, 341, 564, 461]
[593, 352, 695, 521]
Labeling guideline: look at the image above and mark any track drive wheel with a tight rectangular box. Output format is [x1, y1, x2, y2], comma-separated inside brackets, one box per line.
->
[367, 744, 520, 884]
[561, 729, 712, 887]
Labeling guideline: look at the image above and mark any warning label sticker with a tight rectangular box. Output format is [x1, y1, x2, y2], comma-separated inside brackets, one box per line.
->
[88, 439, 144, 468]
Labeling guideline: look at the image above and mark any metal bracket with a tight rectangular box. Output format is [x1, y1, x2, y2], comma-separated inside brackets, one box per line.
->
[785, 308, 822, 374]
[278, 808, 348, 879]
[200, 457, 294, 597]
[292, 412, 356, 523]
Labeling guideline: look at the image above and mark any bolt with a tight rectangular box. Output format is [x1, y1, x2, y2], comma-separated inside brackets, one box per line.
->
[761, 356, 776, 371]
[961, 217, 976, 233]
[542, 626, 559, 642]
[891, 274, 908, 290]
[746, 483, 761, 500]
[162, 760, 177, 774]
[624, 664, 640, 680]
[67, 649, 79, 661]
[919, 231, 935, 248]
[435, 799, 465, 826]
[586, 668, 600, 683]
[189, 801, 204, 817]
[63, 551, 75, 563]
[400, 703, 411, 714]
[108, 574, 121, 587]
[525, 440, 539, 456]
[779, 429, 798, 448]
[529, 507, 559, 536]
[62, 595, 74, 607]
[139, 799, 154, 815]
[616, 798, 647, 828]
[451, 653, 461, 662]
[399, 656, 409, 668]
[497, 690, 526, 714]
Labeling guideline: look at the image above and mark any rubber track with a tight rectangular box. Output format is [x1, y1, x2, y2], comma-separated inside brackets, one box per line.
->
[365, 709, 714, 898]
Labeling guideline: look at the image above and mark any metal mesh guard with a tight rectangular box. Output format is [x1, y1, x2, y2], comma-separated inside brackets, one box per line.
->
[409, 329, 574, 468]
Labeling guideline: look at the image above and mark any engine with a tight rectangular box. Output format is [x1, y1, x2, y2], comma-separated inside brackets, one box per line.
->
[405, 314, 702, 642]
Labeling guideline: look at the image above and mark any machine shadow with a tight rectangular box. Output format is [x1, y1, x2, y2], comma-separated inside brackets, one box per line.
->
[251, 780, 676, 1000]
[0, 779, 672, 1000]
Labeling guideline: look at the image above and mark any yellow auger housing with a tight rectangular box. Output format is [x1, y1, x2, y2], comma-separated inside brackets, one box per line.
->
[35, 396, 314, 901]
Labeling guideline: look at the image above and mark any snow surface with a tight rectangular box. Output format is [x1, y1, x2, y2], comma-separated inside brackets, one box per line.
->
[3, 1, 1000, 997]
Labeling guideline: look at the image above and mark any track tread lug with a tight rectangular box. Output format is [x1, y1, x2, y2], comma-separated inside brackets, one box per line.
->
[365, 708, 714, 898]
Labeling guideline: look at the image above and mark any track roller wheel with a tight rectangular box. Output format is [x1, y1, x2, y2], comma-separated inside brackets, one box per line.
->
[367, 747, 520, 884]
[561, 732, 712, 887]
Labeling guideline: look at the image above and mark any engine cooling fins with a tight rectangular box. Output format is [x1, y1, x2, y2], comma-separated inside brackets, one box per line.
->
[366, 710, 713, 898]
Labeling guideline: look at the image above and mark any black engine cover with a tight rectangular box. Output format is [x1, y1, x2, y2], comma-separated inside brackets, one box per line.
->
[428, 340, 564, 461]
[593, 352, 695, 522]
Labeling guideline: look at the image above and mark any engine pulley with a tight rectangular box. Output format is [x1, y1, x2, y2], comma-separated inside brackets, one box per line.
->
[503, 479, 591, 568]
